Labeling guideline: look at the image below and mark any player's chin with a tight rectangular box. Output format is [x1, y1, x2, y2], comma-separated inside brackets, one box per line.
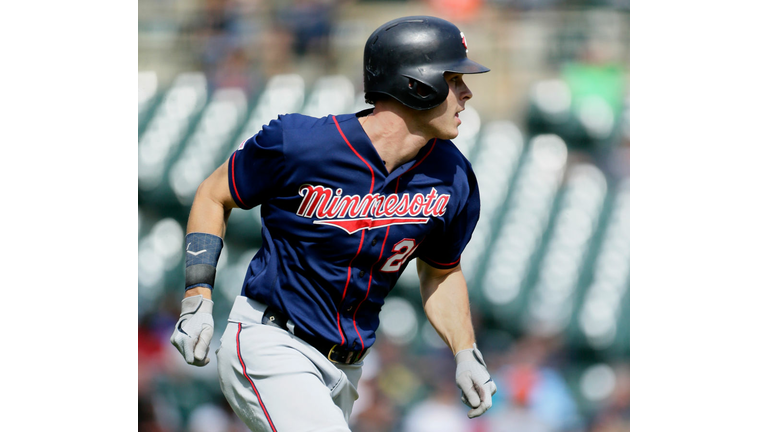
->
[435, 125, 460, 140]
[443, 127, 460, 140]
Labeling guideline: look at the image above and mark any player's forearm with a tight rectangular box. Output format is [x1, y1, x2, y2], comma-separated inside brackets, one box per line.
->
[419, 263, 476, 355]
[184, 165, 235, 299]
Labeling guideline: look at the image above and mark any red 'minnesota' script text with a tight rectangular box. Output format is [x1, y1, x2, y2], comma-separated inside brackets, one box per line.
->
[296, 185, 451, 220]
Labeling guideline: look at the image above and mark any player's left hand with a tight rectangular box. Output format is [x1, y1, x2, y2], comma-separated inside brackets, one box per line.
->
[455, 343, 497, 418]
[170, 295, 214, 367]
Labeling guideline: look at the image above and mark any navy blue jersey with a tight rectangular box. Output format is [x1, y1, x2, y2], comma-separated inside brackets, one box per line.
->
[228, 110, 480, 351]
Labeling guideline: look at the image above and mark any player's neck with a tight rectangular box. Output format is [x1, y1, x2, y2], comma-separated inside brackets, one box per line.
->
[360, 106, 433, 173]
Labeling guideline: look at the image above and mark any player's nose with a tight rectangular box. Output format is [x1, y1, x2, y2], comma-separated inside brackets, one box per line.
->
[461, 83, 473, 101]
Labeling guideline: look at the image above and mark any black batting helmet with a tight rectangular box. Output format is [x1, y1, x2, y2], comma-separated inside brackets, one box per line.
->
[363, 16, 490, 111]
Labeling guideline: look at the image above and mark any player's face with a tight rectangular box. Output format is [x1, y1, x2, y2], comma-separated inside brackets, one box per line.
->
[417, 73, 474, 140]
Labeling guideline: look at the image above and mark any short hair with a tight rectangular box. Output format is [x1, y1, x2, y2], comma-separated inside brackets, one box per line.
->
[364, 92, 391, 106]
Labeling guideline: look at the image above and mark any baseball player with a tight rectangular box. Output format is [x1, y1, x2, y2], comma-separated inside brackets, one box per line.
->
[171, 16, 497, 431]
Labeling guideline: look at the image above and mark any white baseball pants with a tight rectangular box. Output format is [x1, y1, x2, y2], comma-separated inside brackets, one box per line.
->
[216, 296, 363, 432]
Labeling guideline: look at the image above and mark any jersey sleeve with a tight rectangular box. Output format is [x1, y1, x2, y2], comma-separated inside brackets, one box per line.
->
[228, 117, 288, 209]
[417, 169, 481, 269]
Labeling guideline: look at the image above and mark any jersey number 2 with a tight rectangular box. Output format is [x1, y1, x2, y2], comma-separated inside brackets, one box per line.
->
[381, 239, 418, 273]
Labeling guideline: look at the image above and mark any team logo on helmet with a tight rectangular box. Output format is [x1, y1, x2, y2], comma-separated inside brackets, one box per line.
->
[460, 31, 468, 53]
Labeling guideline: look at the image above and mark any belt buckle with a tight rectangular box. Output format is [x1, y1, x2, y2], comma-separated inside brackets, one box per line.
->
[327, 344, 341, 363]
[328, 344, 356, 364]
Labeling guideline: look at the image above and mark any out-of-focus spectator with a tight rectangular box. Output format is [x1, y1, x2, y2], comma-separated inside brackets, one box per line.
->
[366, 337, 424, 409]
[587, 363, 629, 432]
[486, 407, 554, 432]
[492, 335, 582, 431]
[351, 382, 399, 432]
[192, 0, 244, 68]
[139, 390, 182, 432]
[187, 403, 230, 432]
[484, 364, 555, 432]
[276, 0, 336, 57]
[140, 300, 182, 431]
[400, 350, 474, 432]
[139, 393, 166, 432]
[401, 377, 472, 432]
[350, 348, 400, 432]
[426, 0, 484, 22]
[187, 399, 252, 432]
[183, 0, 260, 91]
[139, 316, 167, 394]
[212, 47, 257, 93]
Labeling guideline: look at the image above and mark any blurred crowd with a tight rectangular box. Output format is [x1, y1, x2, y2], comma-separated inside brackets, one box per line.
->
[173, 0, 345, 95]
[139, 0, 629, 431]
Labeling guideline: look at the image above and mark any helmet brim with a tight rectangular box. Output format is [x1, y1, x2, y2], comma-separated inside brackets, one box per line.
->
[443, 58, 490, 75]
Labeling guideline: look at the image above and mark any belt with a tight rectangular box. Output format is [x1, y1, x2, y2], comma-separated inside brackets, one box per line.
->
[262, 306, 369, 365]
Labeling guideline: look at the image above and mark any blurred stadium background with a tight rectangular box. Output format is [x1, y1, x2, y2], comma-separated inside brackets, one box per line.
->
[138, 0, 629, 431]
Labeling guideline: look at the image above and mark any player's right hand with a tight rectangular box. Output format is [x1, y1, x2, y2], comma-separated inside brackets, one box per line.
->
[170, 295, 214, 367]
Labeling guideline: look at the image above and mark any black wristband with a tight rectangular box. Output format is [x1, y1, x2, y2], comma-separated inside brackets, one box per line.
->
[185, 233, 224, 290]
[185, 264, 217, 290]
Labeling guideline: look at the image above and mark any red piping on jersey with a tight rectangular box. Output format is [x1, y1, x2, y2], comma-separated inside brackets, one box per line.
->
[236, 323, 277, 432]
[422, 256, 462, 267]
[333, 116, 375, 192]
[337, 230, 365, 345]
[353, 223, 391, 352]
[230, 152, 245, 207]
[351, 177, 400, 351]
[350, 139, 438, 351]
[406, 139, 462, 268]
[333, 115, 376, 347]
[407, 138, 437, 174]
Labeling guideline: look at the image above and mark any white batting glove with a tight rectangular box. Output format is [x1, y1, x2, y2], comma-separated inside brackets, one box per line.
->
[170, 295, 214, 367]
[455, 343, 497, 418]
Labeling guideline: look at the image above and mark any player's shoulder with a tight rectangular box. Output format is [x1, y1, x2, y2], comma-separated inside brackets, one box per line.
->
[275, 112, 343, 131]
[248, 113, 339, 148]
[432, 138, 474, 172]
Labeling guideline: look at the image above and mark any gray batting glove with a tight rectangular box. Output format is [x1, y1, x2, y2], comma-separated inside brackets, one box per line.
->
[455, 343, 497, 418]
[170, 295, 214, 367]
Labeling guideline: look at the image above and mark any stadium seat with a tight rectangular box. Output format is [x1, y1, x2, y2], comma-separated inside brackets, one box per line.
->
[522, 164, 607, 337]
[138, 217, 185, 316]
[168, 88, 249, 205]
[301, 75, 355, 118]
[461, 121, 525, 285]
[452, 104, 483, 160]
[138, 72, 208, 196]
[480, 134, 568, 327]
[138, 71, 159, 133]
[236, 74, 306, 145]
[526, 79, 572, 138]
[576, 178, 629, 350]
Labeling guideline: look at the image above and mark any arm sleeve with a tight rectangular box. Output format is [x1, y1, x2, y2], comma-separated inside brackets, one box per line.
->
[417, 169, 481, 269]
[227, 117, 288, 209]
